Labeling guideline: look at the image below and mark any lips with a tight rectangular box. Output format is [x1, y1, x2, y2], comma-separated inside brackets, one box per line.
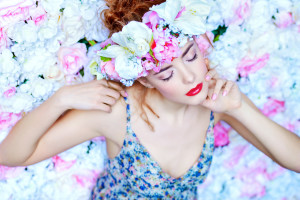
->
[186, 83, 203, 96]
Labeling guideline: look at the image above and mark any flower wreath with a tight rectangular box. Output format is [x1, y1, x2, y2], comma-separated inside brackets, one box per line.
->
[90, 0, 211, 86]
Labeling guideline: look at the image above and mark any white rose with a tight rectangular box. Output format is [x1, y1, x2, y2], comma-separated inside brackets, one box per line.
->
[115, 55, 143, 80]
[61, 16, 85, 46]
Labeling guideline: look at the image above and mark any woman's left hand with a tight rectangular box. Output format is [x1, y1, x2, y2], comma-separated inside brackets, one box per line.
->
[200, 68, 242, 113]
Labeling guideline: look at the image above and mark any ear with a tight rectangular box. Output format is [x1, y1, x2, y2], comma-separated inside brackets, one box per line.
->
[137, 77, 155, 88]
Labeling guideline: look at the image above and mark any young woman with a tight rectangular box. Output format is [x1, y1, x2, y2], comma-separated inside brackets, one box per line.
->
[0, 0, 299, 199]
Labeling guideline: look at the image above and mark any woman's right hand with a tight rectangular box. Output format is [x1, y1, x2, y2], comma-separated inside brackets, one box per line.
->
[55, 79, 127, 112]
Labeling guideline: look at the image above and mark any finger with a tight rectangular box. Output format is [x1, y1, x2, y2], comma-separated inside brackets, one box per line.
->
[102, 87, 121, 99]
[94, 103, 111, 113]
[108, 82, 127, 97]
[100, 95, 117, 105]
[212, 79, 226, 100]
[205, 68, 219, 81]
[222, 81, 234, 96]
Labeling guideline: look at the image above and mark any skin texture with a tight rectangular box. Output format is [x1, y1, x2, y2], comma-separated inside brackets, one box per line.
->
[0, 37, 300, 178]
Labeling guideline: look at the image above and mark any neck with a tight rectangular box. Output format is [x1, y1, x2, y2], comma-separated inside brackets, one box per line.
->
[145, 89, 209, 123]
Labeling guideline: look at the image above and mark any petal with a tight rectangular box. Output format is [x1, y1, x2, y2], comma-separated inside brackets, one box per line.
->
[98, 45, 125, 58]
[150, 0, 181, 23]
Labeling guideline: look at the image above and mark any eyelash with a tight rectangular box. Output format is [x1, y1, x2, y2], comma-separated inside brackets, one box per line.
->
[162, 71, 174, 81]
[187, 53, 197, 62]
[161, 52, 197, 82]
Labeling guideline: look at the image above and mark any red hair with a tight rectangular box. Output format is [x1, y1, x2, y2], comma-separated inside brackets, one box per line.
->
[100, 0, 165, 131]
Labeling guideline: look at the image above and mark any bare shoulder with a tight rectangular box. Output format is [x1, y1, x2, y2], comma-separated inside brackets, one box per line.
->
[80, 96, 127, 140]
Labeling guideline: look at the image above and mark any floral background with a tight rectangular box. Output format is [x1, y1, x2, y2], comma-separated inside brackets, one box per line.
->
[0, 0, 300, 199]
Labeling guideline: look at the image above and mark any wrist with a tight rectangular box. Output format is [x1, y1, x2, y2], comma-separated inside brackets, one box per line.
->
[225, 99, 247, 118]
[51, 87, 71, 111]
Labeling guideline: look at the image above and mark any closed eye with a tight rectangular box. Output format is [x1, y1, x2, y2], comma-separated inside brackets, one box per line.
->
[162, 71, 174, 81]
[187, 53, 198, 62]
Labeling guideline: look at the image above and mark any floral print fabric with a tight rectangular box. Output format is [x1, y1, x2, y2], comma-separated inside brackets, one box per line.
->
[91, 96, 215, 199]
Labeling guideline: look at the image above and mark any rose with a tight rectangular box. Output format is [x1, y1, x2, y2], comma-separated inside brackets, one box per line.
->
[0, 0, 35, 28]
[0, 27, 11, 52]
[237, 53, 270, 77]
[3, 87, 16, 98]
[61, 16, 85, 46]
[0, 112, 22, 130]
[273, 12, 294, 29]
[52, 155, 76, 172]
[0, 165, 25, 180]
[58, 43, 88, 75]
[224, 0, 251, 26]
[261, 98, 285, 117]
[44, 64, 64, 81]
[29, 5, 47, 26]
[213, 122, 231, 147]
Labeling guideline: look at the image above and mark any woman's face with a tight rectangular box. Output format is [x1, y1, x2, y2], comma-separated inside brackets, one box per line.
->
[142, 39, 209, 106]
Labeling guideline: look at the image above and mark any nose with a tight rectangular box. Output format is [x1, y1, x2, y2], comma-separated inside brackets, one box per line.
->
[179, 63, 195, 84]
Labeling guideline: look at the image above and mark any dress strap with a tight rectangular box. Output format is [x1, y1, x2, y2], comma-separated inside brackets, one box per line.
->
[123, 96, 137, 139]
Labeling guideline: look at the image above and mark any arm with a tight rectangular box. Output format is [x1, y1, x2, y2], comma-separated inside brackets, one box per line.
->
[0, 80, 126, 167]
[219, 93, 279, 162]
[224, 94, 300, 172]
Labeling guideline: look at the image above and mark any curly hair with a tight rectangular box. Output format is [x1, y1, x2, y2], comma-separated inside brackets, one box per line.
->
[100, 0, 165, 131]
[101, 0, 165, 36]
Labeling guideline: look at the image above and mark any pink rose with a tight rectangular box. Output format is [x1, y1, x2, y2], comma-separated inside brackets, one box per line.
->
[225, 0, 251, 26]
[58, 43, 88, 75]
[194, 32, 214, 56]
[0, 112, 22, 130]
[237, 53, 270, 77]
[52, 155, 76, 172]
[274, 12, 294, 29]
[3, 86, 16, 98]
[0, 0, 35, 28]
[0, 165, 25, 180]
[100, 59, 121, 80]
[213, 121, 231, 147]
[72, 169, 101, 189]
[224, 145, 249, 168]
[0, 27, 11, 52]
[261, 97, 285, 117]
[28, 5, 47, 26]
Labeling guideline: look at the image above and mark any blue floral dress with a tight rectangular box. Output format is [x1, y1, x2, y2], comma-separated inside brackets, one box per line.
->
[91, 96, 215, 199]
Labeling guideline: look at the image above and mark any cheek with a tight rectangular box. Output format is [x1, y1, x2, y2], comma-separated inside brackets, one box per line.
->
[155, 84, 181, 98]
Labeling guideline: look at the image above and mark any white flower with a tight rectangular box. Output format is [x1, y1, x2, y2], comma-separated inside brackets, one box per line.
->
[61, 16, 85, 46]
[150, 0, 211, 35]
[111, 21, 152, 57]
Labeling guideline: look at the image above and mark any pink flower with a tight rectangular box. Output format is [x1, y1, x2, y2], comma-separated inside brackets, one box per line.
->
[0, 27, 11, 52]
[194, 32, 214, 56]
[100, 59, 121, 80]
[236, 159, 268, 198]
[52, 155, 76, 172]
[224, 145, 249, 168]
[225, 0, 251, 26]
[28, 5, 47, 26]
[237, 53, 270, 77]
[274, 12, 294, 29]
[261, 97, 285, 117]
[58, 43, 88, 75]
[0, 112, 22, 130]
[3, 86, 16, 98]
[72, 169, 101, 189]
[213, 122, 231, 147]
[0, 165, 25, 180]
[0, 0, 35, 28]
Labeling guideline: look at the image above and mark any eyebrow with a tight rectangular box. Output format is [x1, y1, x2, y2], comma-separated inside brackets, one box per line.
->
[154, 43, 194, 76]
[181, 43, 194, 58]
[154, 65, 172, 75]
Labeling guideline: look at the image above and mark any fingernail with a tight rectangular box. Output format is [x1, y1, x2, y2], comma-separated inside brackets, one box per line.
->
[205, 75, 210, 81]
[212, 93, 217, 100]
[124, 92, 128, 97]
[223, 90, 227, 96]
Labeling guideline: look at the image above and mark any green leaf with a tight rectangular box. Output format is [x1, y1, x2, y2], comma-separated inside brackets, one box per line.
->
[101, 56, 112, 62]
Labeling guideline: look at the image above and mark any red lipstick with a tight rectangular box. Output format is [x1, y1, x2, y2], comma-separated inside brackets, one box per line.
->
[186, 83, 203, 96]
